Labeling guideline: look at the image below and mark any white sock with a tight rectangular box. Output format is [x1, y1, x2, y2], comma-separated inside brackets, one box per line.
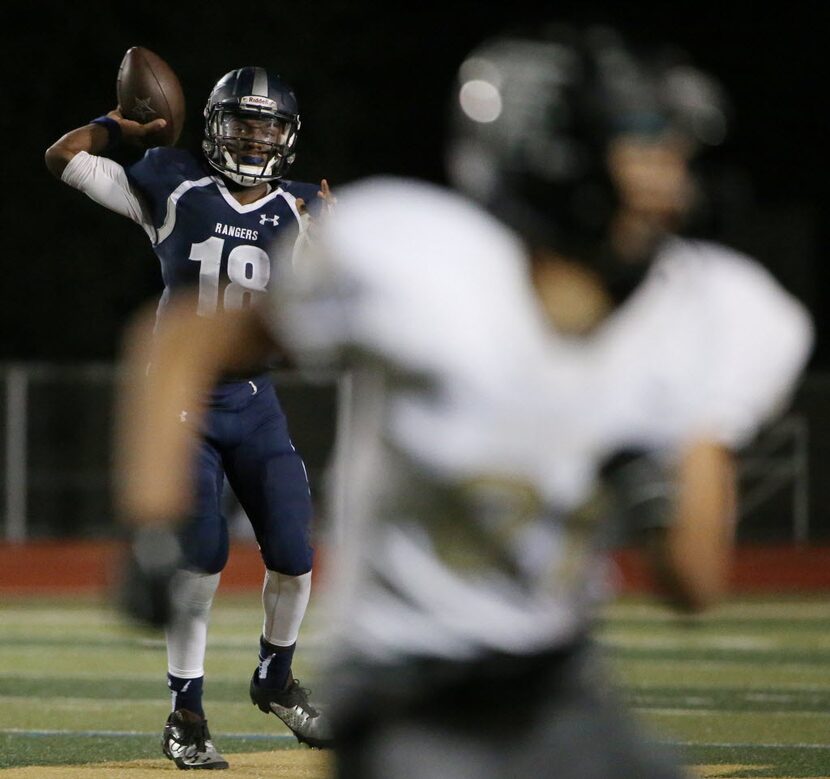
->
[261, 569, 312, 646]
[166, 570, 221, 678]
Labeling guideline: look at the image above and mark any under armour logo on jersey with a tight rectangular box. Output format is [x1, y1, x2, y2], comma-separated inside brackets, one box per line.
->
[260, 214, 280, 226]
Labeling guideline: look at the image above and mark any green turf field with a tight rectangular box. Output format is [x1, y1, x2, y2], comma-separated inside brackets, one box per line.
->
[1, 591, 829, 777]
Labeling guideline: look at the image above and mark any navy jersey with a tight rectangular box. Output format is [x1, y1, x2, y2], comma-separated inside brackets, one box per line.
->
[60, 147, 316, 579]
[126, 147, 321, 328]
[125, 150, 317, 574]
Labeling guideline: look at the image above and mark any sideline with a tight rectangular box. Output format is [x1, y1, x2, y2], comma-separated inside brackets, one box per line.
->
[2, 541, 830, 593]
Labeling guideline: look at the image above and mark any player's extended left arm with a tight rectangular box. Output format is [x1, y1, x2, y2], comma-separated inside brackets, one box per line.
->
[114, 298, 277, 627]
[115, 297, 276, 527]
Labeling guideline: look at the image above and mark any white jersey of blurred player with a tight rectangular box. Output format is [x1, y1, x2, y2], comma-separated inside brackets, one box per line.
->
[271, 176, 812, 667]
[265, 175, 812, 779]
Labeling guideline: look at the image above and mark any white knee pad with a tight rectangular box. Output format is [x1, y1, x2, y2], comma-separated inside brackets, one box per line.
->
[262, 569, 312, 646]
[166, 569, 221, 678]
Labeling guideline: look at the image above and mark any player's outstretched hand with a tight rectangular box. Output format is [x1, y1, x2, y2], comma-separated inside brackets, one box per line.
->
[317, 178, 336, 213]
[294, 179, 336, 248]
[107, 107, 168, 149]
[116, 526, 182, 629]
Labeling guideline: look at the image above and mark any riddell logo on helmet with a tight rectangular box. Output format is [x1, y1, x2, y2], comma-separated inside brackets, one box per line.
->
[241, 96, 277, 110]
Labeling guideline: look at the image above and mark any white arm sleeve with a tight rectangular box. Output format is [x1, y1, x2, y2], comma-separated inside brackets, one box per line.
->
[60, 151, 156, 241]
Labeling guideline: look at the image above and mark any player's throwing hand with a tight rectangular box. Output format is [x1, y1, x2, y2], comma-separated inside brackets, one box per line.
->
[106, 107, 168, 148]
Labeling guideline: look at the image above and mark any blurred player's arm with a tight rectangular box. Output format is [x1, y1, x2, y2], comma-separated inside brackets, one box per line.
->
[115, 195, 342, 510]
[647, 248, 813, 613]
[116, 295, 276, 527]
[605, 441, 736, 613]
[115, 296, 279, 627]
[642, 440, 736, 613]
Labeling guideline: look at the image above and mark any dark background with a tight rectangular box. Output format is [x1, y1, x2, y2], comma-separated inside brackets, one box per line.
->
[1, 1, 827, 365]
[0, 2, 826, 541]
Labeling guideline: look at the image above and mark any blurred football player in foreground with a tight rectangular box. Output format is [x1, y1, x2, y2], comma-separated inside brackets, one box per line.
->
[114, 23, 812, 779]
[45, 66, 332, 768]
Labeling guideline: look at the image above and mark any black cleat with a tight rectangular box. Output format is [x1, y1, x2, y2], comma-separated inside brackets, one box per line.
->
[161, 709, 229, 770]
[249, 672, 333, 749]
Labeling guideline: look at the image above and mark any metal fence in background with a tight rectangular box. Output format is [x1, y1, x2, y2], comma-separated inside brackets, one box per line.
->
[0, 362, 818, 544]
[0, 362, 340, 543]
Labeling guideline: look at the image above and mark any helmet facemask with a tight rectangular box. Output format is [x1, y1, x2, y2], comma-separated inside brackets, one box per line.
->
[204, 103, 299, 187]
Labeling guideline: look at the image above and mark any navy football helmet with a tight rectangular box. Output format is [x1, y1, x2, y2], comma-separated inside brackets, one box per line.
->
[203, 66, 301, 186]
[446, 24, 728, 272]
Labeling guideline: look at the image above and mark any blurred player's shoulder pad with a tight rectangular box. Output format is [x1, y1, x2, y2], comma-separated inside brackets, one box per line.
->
[318, 175, 526, 276]
[660, 237, 813, 341]
[268, 175, 532, 368]
[650, 236, 813, 449]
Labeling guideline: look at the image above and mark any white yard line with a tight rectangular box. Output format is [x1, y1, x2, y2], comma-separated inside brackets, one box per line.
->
[670, 740, 830, 750]
[0, 727, 295, 741]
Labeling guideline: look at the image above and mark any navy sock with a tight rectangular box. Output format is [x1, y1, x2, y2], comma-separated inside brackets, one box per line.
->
[256, 636, 296, 690]
[167, 674, 205, 717]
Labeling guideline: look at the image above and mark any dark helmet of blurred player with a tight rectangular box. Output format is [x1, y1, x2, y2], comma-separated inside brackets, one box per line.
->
[445, 23, 729, 302]
[203, 66, 301, 187]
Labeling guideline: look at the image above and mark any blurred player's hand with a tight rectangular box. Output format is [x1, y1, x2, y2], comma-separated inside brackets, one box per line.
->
[116, 526, 182, 629]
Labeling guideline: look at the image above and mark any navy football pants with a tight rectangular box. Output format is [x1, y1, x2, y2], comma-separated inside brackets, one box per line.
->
[177, 374, 314, 576]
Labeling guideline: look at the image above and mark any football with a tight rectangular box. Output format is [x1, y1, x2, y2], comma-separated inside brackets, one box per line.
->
[117, 46, 185, 147]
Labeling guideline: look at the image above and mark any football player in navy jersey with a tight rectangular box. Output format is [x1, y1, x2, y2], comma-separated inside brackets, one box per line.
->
[45, 66, 332, 768]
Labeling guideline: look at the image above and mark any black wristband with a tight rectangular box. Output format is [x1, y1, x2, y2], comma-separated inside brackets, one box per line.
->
[89, 115, 122, 151]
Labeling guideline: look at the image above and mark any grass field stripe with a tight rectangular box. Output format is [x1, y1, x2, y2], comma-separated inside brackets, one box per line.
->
[618, 659, 830, 671]
[0, 728, 296, 741]
[641, 707, 830, 718]
[4, 594, 830, 775]
[668, 740, 830, 750]
[0, 695, 204, 705]
[0, 638, 328, 651]
[0, 670, 261, 681]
